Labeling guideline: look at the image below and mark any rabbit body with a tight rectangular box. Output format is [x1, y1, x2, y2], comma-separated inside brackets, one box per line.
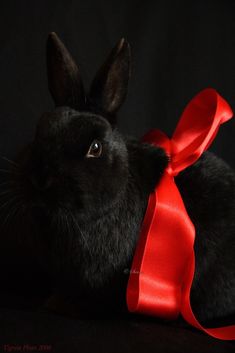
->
[1, 33, 235, 324]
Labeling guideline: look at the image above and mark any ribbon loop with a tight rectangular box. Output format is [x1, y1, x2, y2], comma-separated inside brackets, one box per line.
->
[127, 88, 235, 340]
[143, 89, 233, 176]
[171, 89, 233, 175]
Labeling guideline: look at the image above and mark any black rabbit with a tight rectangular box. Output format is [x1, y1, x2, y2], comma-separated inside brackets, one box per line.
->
[0, 33, 235, 325]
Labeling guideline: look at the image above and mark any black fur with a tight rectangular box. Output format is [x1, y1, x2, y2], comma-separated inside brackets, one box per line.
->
[177, 152, 235, 325]
[0, 33, 235, 324]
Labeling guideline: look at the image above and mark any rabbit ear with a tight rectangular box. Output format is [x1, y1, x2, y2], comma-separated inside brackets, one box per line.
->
[47, 32, 85, 110]
[89, 38, 131, 119]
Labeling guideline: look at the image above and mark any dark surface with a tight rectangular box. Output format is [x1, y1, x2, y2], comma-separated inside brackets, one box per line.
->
[0, 307, 235, 353]
[0, 1, 235, 352]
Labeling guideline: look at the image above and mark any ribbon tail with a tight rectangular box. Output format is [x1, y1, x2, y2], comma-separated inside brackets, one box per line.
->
[181, 255, 235, 340]
[127, 173, 195, 320]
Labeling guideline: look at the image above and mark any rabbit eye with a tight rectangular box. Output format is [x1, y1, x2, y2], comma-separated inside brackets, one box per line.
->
[86, 140, 102, 158]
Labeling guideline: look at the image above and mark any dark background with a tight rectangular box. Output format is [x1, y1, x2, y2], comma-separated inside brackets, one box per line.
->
[1, 1, 235, 352]
[0, 0, 234, 168]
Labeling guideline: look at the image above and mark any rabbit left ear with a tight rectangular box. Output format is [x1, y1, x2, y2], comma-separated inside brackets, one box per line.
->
[89, 38, 131, 120]
[46, 32, 85, 110]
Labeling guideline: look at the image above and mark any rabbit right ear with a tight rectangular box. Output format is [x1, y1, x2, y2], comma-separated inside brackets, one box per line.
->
[89, 38, 131, 121]
[46, 32, 85, 110]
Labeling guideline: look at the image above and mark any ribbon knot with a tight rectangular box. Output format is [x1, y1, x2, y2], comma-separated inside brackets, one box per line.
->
[126, 88, 235, 340]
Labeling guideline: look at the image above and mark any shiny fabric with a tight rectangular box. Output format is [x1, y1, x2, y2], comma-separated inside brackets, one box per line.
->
[126, 88, 235, 340]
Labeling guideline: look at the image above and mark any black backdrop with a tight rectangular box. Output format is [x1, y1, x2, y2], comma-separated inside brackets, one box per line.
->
[1, 2, 235, 352]
[0, 0, 235, 168]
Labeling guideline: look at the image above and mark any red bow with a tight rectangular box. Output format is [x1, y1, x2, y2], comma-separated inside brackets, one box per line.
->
[126, 88, 235, 340]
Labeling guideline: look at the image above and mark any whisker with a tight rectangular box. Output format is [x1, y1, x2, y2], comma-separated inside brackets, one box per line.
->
[1, 200, 22, 230]
[0, 194, 22, 213]
[69, 211, 92, 258]
[61, 210, 68, 237]
[0, 188, 22, 198]
[0, 180, 18, 187]
[0, 189, 14, 196]
[0, 169, 13, 174]
[60, 212, 71, 261]
[1, 156, 19, 168]
[50, 208, 69, 267]
[64, 211, 74, 247]
[0, 168, 21, 176]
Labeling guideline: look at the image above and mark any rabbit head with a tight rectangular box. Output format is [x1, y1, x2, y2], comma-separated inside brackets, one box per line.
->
[18, 33, 132, 219]
[7, 34, 168, 296]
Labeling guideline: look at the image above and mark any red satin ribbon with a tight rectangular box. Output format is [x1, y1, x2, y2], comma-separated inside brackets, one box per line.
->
[126, 88, 235, 340]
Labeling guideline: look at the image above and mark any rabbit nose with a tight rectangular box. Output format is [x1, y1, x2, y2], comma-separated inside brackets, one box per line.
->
[30, 174, 53, 191]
